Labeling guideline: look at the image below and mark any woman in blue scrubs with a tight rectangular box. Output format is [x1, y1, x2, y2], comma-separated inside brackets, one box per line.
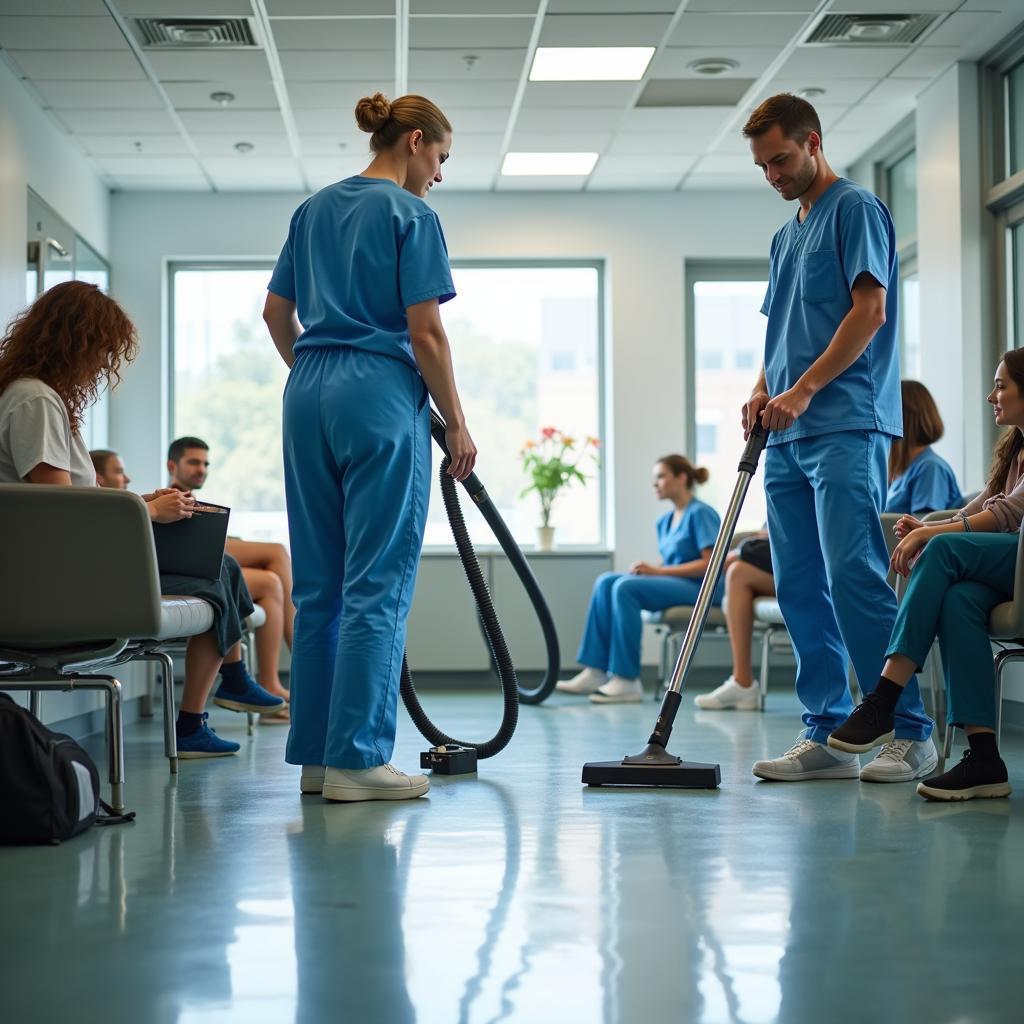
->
[557, 455, 723, 705]
[886, 380, 963, 516]
[263, 93, 476, 804]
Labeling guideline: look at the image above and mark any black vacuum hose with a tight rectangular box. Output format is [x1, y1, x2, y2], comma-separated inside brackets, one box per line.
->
[399, 410, 561, 759]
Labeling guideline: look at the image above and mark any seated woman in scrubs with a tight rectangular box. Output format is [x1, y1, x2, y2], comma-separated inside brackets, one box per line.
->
[0, 282, 284, 759]
[885, 380, 963, 516]
[829, 351, 1024, 802]
[557, 455, 723, 705]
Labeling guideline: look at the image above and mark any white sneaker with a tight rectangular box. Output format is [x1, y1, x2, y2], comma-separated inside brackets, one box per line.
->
[556, 666, 609, 695]
[322, 763, 430, 802]
[589, 675, 644, 704]
[694, 675, 761, 710]
[752, 738, 860, 781]
[860, 737, 939, 783]
[300, 765, 325, 794]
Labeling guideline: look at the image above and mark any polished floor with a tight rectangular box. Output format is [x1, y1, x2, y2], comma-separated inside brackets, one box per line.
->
[2, 688, 1022, 1024]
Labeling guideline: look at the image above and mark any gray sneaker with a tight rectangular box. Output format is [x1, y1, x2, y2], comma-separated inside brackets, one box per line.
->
[860, 737, 939, 783]
[752, 738, 861, 781]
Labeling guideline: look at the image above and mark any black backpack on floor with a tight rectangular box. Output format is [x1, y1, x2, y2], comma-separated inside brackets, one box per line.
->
[0, 692, 135, 844]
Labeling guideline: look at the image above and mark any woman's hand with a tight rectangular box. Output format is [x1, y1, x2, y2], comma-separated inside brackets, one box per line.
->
[445, 422, 477, 482]
[147, 490, 195, 523]
[893, 514, 925, 540]
[141, 486, 186, 503]
[890, 526, 934, 578]
[629, 561, 661, 576]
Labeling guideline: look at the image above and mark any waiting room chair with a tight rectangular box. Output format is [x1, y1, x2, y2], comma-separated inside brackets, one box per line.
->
[0, 485, 214, 811]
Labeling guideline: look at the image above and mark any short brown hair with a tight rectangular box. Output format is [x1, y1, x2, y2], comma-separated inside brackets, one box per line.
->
[743, 93, 822, 146]
[658, 454, 709, 489]
[889, 380, 944, 480]
[90, 448, 118, 475]
[355, 92, 451, 154]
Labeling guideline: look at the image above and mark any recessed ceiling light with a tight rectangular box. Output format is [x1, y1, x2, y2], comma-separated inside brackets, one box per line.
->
[529, 47, 655, 82]
[210, 91, 235, 105]
[686, 58, 739, 76]
[797, 87, 826, 99]
[501, 152, 598, 176]
[234, 141, 254, 153]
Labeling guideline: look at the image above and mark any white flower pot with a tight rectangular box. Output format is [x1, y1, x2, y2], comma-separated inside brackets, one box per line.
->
[537, 525, 555, 551]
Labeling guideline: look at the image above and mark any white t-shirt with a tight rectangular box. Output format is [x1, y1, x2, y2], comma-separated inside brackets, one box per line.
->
[0, 378, 96, 486]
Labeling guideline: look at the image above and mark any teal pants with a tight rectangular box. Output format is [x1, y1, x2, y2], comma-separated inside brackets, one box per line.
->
[888, 532, 1018, 729]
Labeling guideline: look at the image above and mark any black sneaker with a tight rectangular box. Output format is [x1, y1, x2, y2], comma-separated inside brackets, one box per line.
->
[826, 694, 895, 754]
[916, 750, 1012, 802]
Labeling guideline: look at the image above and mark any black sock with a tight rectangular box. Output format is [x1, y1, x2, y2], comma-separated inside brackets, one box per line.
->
[967, 731, 1000, 761]
[176, 710, 204, 738]
[218, 659, 248, 693]
[871, 676, 904, 714]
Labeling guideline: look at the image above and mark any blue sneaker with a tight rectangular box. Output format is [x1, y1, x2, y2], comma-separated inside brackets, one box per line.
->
[213, 670, 287, 714]
[177, 714, 240, 759]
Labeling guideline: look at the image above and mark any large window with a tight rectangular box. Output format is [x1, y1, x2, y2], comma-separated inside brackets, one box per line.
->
[170, 262, 604, 550]
[886, 149, 917, 249]
[426, 263, 604, 547]
[688, 266, 769, 533]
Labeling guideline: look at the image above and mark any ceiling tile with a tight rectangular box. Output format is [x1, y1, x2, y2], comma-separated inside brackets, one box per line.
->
[828, 0, 963, 12]
[279, 49, 394, 81]
[405, 80, 518, 107]
[1, 1, 107, 13]
[207, 160, 305, 191]
[442, 132, 505, 155]
[684, 171, 763, 189]
[778, 46, 911, 79]
[294, 108, 364, 134]
[607, 133, 708, 156]
[59, 108, 177, 132]
[686, 0, 820, 10]
[270, 17, 395, 50]
[178, 110, 286, 135]
[409, 48, 526, 79]
[595, 154, 695, 176]
[515, 106, 624, 132]
[300, 133, 372, 157]
[863, 78, 931, 104]
[437, 173, 495, 190]
[921, 11, 1003, 47]
[586, 170, 687, 191]
[831, 103, 915, 136]
[108, 175, 210, 191]
[521, 81, 637, 108]
[697, 154, 766, 176]
[670, 13, 810, 48]
[0, 16, 128, 50]
[80, 133, 190, 156]
[412, 0, 540, 11]
[266, 0, 393, 13]
[539, 14, 672, 47]
[147, 50, 273, 82]
[410, 16, 534, 48]
[97, 156, 202, 176]
[620, 105, 731, 133]
[548, 0, 676, 11]
[164, 81, 279, 109]
[438, 155, 502, 178]
[654, 47, 779, 79]
[192, 133, 295, 157]
[288, 81, 372, 111]
[496, 175, 588, 191]
[32, 80, 164, 110]
[445, 108, 509, 132]
[509, 131, 613, 151]
[117, 0, 254, 14]
[637, 78, 755, 107]
[890, 47, 960, 79]
[754, 78, 878, 106]
[8, 50, 145, 80]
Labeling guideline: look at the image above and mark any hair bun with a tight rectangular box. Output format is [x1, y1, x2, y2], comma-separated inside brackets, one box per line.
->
[694, 466, 710, 485]
[355, 93, 391, 133]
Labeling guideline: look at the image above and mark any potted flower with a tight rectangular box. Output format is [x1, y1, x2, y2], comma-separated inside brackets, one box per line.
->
[520, 427, 599, 551]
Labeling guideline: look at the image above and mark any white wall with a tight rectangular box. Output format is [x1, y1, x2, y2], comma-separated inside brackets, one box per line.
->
[109, 187, 788, 568]
[0, 58, 109, 329]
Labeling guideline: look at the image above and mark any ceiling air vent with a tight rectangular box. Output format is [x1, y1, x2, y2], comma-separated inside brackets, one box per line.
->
[134, 17, 258, 49]
[804, 13, 939, 46]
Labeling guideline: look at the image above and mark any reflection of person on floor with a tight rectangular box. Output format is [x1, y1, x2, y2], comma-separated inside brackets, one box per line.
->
[829, 353, 1024, 803]
[167, 434, 293, 707]
[696, 531, 776, 710]
[558, 454, 724, 705]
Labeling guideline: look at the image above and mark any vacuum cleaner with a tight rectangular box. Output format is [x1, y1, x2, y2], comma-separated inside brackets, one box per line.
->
[581, 421, 769, 789]
[400, 408, 561, 775]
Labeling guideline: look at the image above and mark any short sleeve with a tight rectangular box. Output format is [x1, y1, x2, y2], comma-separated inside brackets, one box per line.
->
[839, 200, 891, 293]
[688, 503, 721, 553]
[907, 462, 950, 516]
[399, 213, 456, 309]
[4, 393, 72, 479]
[760, 235, 777, 316]
[268, 235, 296, 301]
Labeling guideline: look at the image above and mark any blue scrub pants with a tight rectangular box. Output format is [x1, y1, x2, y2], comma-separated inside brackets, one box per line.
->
[765, 430, 932, 744]
[282, 346, 430, 769]
[577, 572, 724, 680]
[888, 533, 1017, 730]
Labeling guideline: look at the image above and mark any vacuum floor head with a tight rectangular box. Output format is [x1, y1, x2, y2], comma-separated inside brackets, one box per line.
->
[581, 759, 721, 789]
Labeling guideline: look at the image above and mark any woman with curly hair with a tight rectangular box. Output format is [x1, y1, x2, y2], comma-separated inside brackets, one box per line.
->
[0, 281, 285, 756]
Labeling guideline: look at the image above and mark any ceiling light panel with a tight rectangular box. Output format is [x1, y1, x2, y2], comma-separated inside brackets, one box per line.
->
[502, 152, 598, 176]
[530, 47, 655, 82]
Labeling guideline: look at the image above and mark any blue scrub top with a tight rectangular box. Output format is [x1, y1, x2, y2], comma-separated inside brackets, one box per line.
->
[268, 176, 456, 370]
[760, 178, 901, 446]
[657, 499, 721, 566]
[885, 447, 963, 516]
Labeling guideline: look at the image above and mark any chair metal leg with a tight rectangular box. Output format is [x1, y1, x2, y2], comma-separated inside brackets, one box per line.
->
[30, 690, 41, 718]
[758, 626, 774, 712]
[154, 651, 178, 774]
[247, 711, 255, 736]
[98, 675, 125, 813]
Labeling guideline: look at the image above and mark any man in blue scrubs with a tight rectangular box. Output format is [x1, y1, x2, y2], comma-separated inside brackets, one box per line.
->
[742, 94, 936, 783]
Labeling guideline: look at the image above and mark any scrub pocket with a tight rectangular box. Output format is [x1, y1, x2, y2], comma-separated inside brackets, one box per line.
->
[801, 249, 836, 303]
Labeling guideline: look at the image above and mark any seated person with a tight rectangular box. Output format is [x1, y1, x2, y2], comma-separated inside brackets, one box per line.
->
[90, 448, 130, 489]
[828, 352, 1024, 801]
[166, 436, 294, 707]
[885, 380, 963, 516]
[558, 454, 724, 705]
[0, 282, 284, 758]
[695, 530, 776, 711]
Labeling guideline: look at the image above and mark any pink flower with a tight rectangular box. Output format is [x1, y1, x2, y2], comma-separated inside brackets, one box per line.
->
[587, 436, 600, 448]
[541, 426, 557, 440]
